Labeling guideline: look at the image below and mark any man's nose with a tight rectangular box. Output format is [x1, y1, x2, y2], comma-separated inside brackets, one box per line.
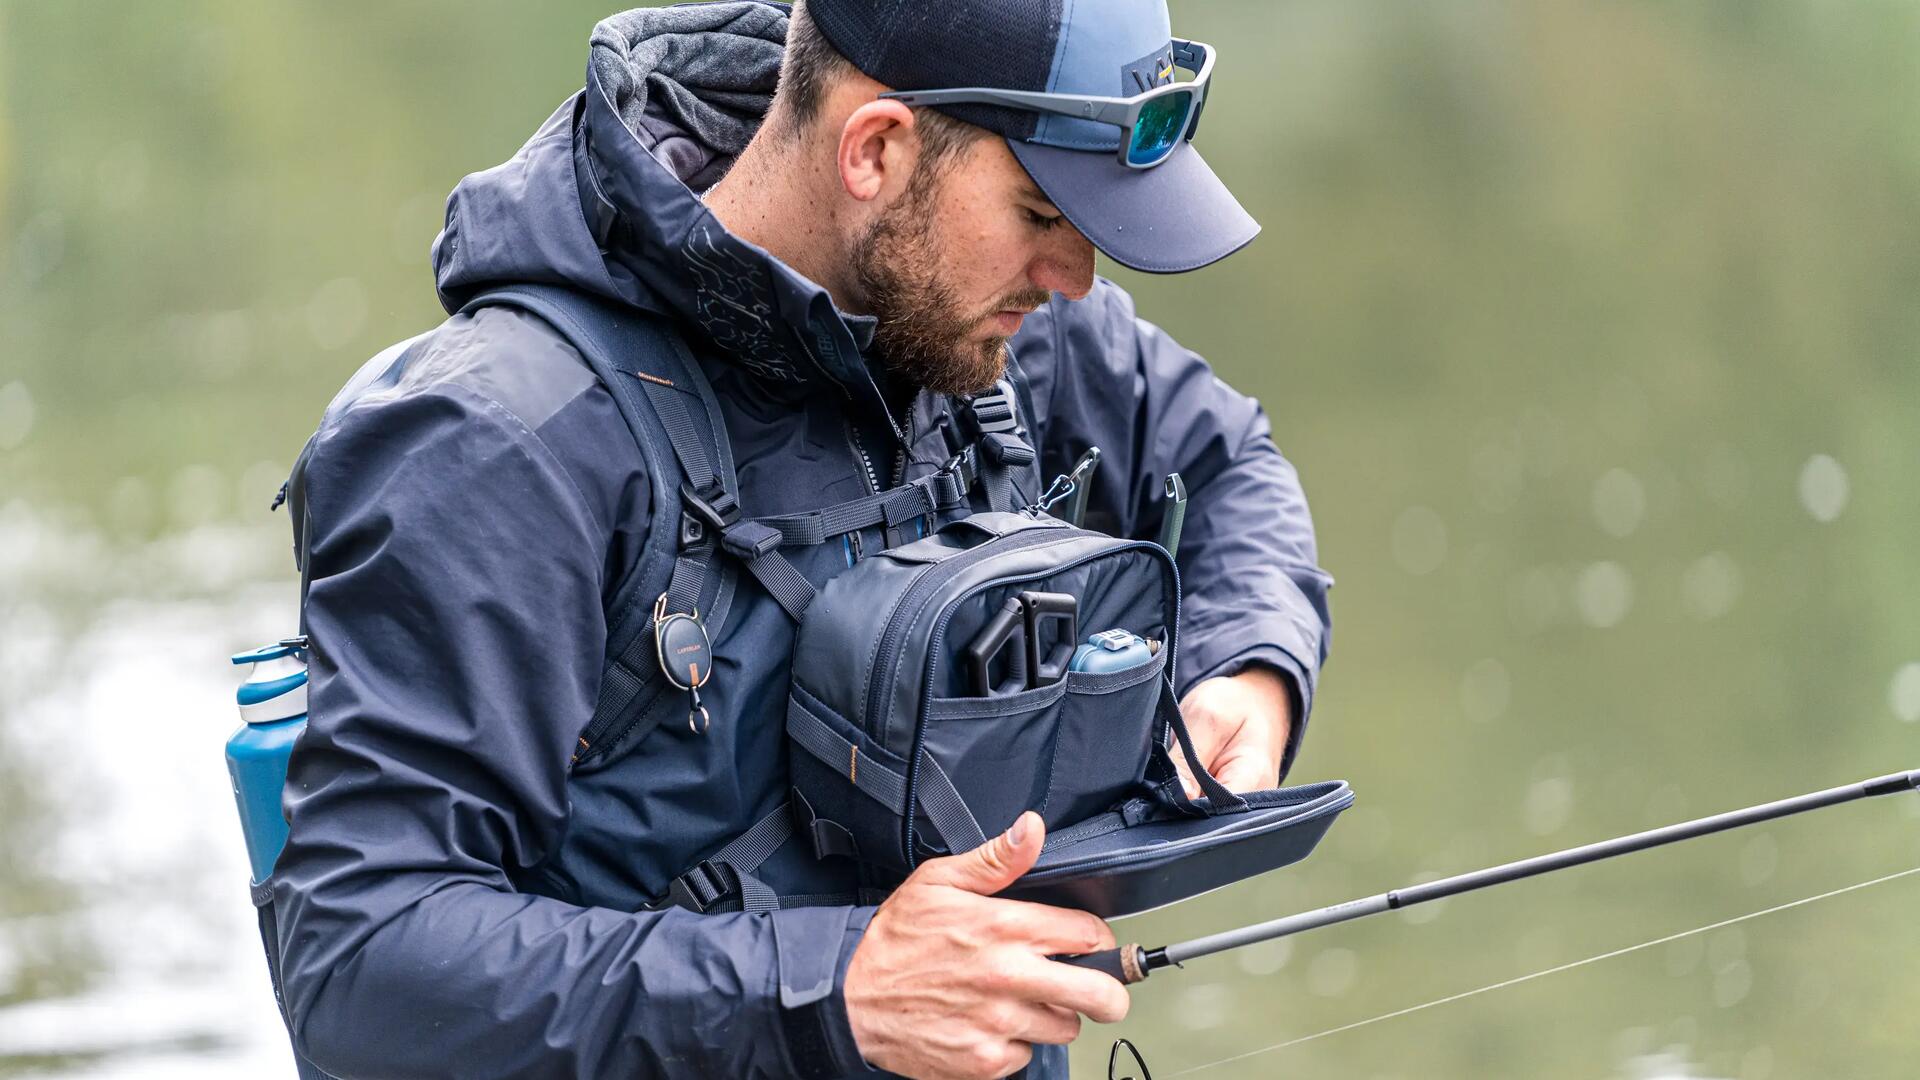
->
[1030, 228, 1096, 302]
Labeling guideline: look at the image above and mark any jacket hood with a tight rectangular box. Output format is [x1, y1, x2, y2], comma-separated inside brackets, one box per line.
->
[432, 1, 892, 408]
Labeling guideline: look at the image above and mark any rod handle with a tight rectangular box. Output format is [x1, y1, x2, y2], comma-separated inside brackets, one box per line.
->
[1055, 944, 1151, 984]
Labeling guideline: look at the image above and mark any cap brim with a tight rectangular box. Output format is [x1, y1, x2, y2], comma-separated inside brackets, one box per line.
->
[1008, 137, 1260, 274]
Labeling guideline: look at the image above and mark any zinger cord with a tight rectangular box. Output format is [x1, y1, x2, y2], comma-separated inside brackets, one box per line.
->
[1167, 864, 1920, 1077]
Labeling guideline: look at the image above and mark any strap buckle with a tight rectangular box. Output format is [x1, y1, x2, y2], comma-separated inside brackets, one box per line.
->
[679, 481, 740, 548]
[940, 445, 980, 495]
[650, 860, 735, 913]
[963, 378, 1023, 437]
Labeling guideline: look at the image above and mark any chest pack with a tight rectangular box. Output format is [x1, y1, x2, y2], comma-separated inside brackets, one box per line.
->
[275, 283, 1350, 926]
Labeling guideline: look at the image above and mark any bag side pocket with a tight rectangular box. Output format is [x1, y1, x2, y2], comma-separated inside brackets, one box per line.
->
[1042, 649, 1167, 827]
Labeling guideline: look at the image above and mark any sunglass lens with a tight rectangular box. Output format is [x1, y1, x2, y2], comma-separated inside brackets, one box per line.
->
[1127, 90, 1192, 166]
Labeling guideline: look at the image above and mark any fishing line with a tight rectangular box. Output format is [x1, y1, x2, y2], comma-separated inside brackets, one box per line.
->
[1166, 863, 1920, 1077]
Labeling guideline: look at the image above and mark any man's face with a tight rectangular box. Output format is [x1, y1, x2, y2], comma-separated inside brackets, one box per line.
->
[850, 135, 1096, 396]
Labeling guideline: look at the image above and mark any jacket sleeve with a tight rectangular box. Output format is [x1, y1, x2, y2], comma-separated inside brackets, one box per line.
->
[1019, 276, 1333, 777]
[273, 381, 874, 1079]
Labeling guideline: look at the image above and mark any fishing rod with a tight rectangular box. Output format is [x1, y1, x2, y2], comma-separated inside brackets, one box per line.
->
[1064, 767, 1920, 984]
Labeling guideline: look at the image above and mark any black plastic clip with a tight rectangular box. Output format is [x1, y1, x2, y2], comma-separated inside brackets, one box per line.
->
[679, 481, 740, 549]
[966, 380, 1023, 436]
[650, 860, 733, 913]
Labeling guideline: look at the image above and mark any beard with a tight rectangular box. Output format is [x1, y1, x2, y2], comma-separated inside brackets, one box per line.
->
[850, 165, 1051, 397]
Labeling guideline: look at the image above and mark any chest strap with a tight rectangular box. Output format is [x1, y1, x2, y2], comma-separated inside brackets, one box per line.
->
[644, 801, 859, 914]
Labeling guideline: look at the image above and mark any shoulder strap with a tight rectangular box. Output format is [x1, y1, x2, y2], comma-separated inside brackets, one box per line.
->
[456, 284, 739, 767]
[952, 368, 1040, 514]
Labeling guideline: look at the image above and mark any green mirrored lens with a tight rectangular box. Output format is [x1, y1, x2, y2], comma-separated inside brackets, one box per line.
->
[1127, 91, 1192, 166]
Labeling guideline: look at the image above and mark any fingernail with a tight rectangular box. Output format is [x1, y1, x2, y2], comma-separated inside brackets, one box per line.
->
[1009, 811, 1031, 845]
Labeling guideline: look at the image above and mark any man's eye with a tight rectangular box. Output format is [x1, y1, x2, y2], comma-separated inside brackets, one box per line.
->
[1024, 208, 1065, 230]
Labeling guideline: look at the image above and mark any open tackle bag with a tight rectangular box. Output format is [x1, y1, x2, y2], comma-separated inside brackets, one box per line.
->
[783, 510, 1353, 918]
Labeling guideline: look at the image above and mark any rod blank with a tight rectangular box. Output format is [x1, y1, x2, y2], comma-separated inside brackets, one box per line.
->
[1063, 768, 1920, 983]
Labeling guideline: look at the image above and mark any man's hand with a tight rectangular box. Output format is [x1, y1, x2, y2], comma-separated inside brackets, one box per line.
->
[1175, 666, 1295, 796]
[844, 811, 1130, 1080]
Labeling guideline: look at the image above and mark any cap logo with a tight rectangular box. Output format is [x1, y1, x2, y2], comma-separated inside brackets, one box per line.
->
[1122, 44, 1178, 95]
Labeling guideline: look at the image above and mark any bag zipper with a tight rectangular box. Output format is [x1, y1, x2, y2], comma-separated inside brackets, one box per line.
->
[1028, 786, 1355, 876]
[864, 528, 1077, 746]
[895, 536, 1182, 866]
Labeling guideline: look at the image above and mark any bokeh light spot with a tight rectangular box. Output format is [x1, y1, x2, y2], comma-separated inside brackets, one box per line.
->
[1575, 561, 1633, 627]
[1306, 948, 1358, 997]
[1887, 662, 1920, 723]
[1591, 467, 1646, 538]
[1796, 454, 1848, 523]
[1680, 551, 1741, 621]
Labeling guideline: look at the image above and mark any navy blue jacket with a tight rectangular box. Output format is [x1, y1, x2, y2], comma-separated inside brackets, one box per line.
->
[272, 4, 1332, 1077]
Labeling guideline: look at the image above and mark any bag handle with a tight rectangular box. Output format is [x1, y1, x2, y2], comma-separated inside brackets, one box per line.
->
[1153, 676, 1249, 815]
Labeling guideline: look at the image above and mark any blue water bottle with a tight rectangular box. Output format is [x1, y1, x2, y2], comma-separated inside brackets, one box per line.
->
[228, 638, 308, 884]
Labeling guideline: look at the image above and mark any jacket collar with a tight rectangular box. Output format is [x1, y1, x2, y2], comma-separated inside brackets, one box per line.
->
[575, 63, 903, 435]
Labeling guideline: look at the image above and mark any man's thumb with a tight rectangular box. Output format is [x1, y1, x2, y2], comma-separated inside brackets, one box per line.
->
[912, 811, 1044, 894]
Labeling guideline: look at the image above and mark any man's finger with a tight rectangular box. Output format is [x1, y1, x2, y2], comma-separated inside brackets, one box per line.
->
[985, 899, 1116, 955]
[1213, 756, 1278, 794]
[1016, 1003, 1084, 1045]
[912, 811, 1044, 894]
[995, 952, 1133, 1024]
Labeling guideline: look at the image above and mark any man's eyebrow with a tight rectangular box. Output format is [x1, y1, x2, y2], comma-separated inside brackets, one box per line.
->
[1016, 181, 1057, 207]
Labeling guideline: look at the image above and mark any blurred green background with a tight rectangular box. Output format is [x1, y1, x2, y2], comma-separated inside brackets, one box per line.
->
[4, 1, 1919, 1077]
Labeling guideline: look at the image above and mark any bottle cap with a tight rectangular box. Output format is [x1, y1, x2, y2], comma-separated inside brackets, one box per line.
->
[233, 641, 308, 724]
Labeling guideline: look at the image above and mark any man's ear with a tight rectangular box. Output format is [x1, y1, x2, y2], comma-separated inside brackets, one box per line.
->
[837, 98, 918, 204]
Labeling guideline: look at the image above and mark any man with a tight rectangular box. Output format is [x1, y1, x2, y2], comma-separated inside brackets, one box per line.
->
[273, 0, 1332, 1077]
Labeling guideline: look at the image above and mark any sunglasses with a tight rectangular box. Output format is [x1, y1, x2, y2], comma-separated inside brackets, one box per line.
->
[877, 39, 1215, 170]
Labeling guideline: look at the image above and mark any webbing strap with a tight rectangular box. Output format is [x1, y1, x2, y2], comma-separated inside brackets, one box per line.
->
[961, 378, 1034, 514]
[1160, 677, 1249, 814]
[788, 697, 908, 809]
[788, 696, 990, 857]
[637, 373, 717, 491]
[981, 465, 1019, 513]
[736, 547, 818, 623]
[915, 754, 988, 854]
[651, 803, 794, 914]
[712, 802, 796, 876]
[635, 370, 824, 621]
[754, 471, 969, 546]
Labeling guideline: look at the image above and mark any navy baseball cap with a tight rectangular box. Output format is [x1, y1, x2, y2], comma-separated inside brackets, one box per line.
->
[804, 0, 1260, 274]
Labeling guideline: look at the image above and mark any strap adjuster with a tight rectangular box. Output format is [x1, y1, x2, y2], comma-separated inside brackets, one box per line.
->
[967, 386, 1021, 435]
[940, 445, 980, 495]
[980, 432, 1036, 468]
[720, 520, 783, 561]
[680, 481, 740, 549]
[653, 860, 734, 913]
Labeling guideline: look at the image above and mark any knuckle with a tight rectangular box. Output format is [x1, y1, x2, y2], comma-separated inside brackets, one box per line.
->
[966, 1043, 1009, 1079]
[1059, 1012, 1083, 1043]
[1082, 914, 1116, 950]
[983, 904, 1021, 937]
[975, 961, 1013, 996]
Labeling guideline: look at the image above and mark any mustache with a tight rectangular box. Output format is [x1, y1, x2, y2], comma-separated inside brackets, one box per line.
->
[993, 289, 1054, 316]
